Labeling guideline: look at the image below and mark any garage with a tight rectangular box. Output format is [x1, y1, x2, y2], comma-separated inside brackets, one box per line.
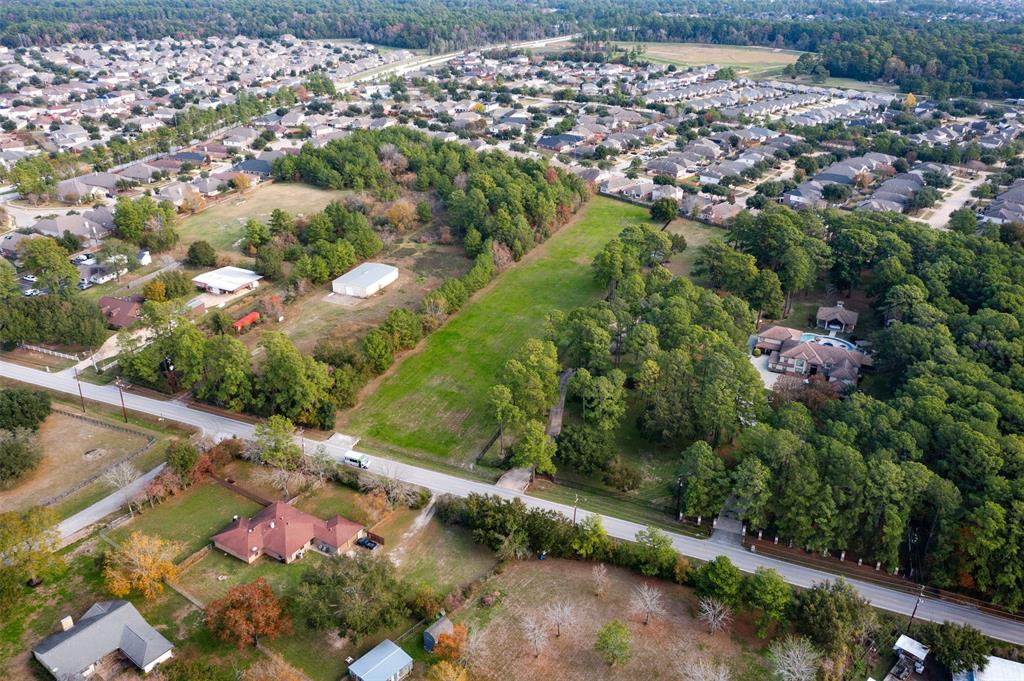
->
[331, 262, 399, 298]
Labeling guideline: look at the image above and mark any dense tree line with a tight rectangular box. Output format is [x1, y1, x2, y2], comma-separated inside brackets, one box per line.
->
[689, 205, 1024, 610]
[276, 127, 588, 261]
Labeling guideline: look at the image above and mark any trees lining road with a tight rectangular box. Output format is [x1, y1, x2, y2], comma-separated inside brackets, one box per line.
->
[2, 358, 1021, 644]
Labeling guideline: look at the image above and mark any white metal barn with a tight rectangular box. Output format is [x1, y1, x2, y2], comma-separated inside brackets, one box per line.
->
[331, 262, 399, 298]
[192, 266, 263, 295]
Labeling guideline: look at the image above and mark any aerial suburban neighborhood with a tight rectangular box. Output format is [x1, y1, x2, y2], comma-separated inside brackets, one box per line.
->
[2, 1, 1024, 681]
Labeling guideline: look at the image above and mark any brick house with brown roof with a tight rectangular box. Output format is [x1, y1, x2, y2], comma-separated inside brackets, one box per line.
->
[755, 325, 872, 386]
[212, 502, 364, 564]
[98, 295, 143, 329]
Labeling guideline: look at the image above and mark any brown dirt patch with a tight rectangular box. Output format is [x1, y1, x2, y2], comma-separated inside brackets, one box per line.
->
[0, 413, 151, 512]
[462, 560, 768, 681]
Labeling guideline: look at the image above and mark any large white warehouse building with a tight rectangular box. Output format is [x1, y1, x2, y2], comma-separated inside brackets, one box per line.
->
[331, 262, 399, 298]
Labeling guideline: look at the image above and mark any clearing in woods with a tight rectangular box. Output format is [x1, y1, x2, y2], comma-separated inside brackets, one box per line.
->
[345, 196, 655, 464]
[459, 559, 770, 681]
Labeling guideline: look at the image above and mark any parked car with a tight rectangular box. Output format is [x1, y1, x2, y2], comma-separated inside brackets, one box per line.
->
[77, 281, 93, 290]
[22, 274, 37, 283]
[23, 288, 42, 297]
[356, 537, 378, 551]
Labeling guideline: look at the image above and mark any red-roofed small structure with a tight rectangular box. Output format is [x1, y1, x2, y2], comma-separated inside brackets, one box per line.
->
[233, 311, 260, 332]
[212, 502, 365, 564]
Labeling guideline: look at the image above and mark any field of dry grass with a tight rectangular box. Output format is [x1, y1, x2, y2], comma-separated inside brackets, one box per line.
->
[614, 41, 802, 77]
[457, 560, 770, 681]
[0, 412, 152, 512]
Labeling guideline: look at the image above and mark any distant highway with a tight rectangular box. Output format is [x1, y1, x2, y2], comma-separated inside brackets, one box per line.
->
[3, 358, 1022, 644]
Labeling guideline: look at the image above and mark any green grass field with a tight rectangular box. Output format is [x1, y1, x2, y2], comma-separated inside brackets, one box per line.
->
[347, 197, 653, 463]
[110, 483, 262, 560]
[177, 182, 352, 253]
[612, 41, 803, 78]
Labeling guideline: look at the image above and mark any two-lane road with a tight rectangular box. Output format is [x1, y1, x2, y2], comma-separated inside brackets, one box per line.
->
[2, 359, 1021, 644]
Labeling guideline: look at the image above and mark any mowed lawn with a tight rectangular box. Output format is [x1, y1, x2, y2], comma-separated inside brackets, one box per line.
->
[177, 182, 352, 252]
[348, 197, 652, 462]
[109, 482, 262, 560]
[616, 41, 802, 77]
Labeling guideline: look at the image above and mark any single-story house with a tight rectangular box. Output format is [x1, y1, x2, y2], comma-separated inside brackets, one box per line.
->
[233, 158, 273, 177]
[192, 266, 263, 295]
[212, 501, 364, 564]
[815, 302, 858, 333]
[423, 616, 453, 653]
[98, 295, 143, 329]
[0, 231, 42, 258]
[348, 639, 413, 681]
[33, 214, 110, 242]
[32, 600, 174, 680]
[701, 202, 743, 225]
[331, 262, 399, 298]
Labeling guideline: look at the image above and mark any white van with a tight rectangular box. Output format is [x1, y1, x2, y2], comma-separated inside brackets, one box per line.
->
[343, 452, 370, 469]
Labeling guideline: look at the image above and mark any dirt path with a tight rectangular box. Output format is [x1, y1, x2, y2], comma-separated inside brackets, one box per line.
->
[388, 498, 436, 567]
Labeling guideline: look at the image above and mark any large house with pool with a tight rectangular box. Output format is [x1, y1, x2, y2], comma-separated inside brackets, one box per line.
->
[755, 325, 872, 386]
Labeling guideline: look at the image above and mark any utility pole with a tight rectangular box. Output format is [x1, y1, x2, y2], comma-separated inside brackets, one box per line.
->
[906, 584, 925, 633]
[572, 493, 585, 525]
[73, 367, 86, 413]
[116, 381, 128, 423]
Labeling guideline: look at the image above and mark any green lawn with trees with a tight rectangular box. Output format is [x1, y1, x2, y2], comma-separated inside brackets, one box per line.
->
[347, 197, 653, 463]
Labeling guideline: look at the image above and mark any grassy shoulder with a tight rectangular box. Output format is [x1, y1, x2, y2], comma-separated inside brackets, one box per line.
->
[346, 196, 654, 463]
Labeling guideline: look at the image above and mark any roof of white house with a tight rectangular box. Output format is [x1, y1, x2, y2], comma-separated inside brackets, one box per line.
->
[332, 262, 398, 289]
[347, 639, 412, 681]
[954, 656, 1024, 681]
[192, 266, 262, 291]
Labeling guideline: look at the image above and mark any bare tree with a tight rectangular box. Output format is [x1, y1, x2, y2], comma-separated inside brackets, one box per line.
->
[257, 467, 307, 499]
[302, 445, 334, 486]
[103, 461, 140, 517]
[359, 466, 418, 508]
[592, 563, 609, 598]
[630, 582, 667, 626]
[768, 636, 820, 681]
[521, 615, 548, 657]
[678, 657, 733, 681]
[544, 599, 577, 637]
[697, 597, 732, 634]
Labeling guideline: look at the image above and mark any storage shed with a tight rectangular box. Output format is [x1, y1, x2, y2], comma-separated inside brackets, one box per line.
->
[331, 263, 399, 298]
[347, 639, 413, 681]
[423, 616, 453, 653]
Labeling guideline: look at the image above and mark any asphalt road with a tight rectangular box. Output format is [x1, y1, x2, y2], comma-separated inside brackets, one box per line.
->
[3, 358, 1021, 644]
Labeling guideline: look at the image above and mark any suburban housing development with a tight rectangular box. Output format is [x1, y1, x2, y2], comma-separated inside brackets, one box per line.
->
[2, 1, 1024, 680]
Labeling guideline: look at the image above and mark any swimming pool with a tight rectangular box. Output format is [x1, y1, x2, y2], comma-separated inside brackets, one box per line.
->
[799, 332, 857, 351]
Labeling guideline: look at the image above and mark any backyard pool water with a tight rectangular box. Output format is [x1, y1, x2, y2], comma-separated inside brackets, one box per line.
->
[799, 332, 857, 351]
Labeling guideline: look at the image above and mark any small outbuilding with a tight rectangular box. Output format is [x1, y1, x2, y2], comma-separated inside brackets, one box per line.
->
[347, 639, 413, 681]
[423, 616, 453, 653]
[331, 262, 399, 298]
[192, 266, 263, 295]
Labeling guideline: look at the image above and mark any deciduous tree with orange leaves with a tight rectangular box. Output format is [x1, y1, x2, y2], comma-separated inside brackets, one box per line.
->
[205, 577, 292, 648]
[103, 532, 180, 599]
[433, 622, 468, 662]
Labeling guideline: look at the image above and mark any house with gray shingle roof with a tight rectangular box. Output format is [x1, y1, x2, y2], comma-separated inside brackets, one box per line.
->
[33, 600, 173, 679]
